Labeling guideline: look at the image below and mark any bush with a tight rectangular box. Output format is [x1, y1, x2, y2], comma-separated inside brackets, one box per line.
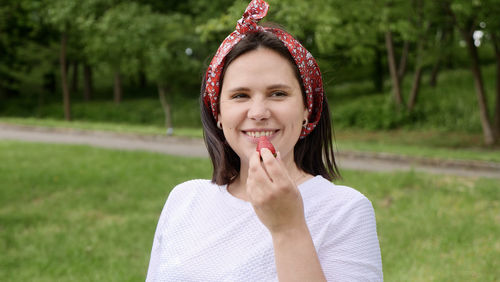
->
[331, 65, 495, 133]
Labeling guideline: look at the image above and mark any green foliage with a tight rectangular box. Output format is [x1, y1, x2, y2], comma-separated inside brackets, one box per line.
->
[332, 65, 496, 132]
[85, 2, 154, 74]
[143, 12, 201, 88]
[313, 0, 380, 63]
[196, 1, 247, 43]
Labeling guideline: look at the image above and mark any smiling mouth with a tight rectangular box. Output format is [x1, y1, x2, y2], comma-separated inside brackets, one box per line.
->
[243, 130, 279, 138]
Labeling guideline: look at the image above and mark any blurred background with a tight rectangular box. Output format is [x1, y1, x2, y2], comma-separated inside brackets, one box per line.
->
[0, 0, 499, 146]
[1, 0, 499, 281]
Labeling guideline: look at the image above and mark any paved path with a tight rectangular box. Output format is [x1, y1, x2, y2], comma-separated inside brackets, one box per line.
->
[1, 123, 499, 179]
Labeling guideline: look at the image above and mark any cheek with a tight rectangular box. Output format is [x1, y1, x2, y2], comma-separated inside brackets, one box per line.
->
[219, 109, 241, 135]
[290, 120, 302, 136]
[288, 109, 306, 128]
[220, 104, 247, 124]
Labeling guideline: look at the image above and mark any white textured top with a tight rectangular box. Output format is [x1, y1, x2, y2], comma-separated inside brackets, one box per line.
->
[146, 176, 383, 281]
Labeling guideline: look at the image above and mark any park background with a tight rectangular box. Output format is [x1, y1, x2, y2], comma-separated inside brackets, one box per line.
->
[1, 0, 499, 281]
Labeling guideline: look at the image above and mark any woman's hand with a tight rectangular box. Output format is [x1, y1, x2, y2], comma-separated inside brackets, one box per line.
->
[246, 148, 307, 234]
[247, 148, 327, 281]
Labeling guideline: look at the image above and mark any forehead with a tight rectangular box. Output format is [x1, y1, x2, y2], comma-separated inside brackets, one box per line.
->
[221, 48, 300, 91]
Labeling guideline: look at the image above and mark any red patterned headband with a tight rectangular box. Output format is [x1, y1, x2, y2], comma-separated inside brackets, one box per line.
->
[203, 0, 324, 138]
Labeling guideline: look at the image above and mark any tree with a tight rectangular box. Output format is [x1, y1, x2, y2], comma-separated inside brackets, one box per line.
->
[143, 12, 200, 135]
[482, 0, 500, 139]
[43, 0, 106, 119]
[445, 0, 498, 145]
[43, 0, 80, 120]
[85, 2, 152, 104]
[0, 0, 53, 100]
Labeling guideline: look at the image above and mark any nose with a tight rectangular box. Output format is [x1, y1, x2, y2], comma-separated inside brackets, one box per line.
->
[247, 98, 270, 121]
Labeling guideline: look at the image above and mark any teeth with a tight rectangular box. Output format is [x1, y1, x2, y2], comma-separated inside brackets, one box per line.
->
[246, 131, 274, 138]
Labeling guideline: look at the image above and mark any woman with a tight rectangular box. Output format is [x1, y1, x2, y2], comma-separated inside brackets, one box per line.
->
[146, 0, 382, 281]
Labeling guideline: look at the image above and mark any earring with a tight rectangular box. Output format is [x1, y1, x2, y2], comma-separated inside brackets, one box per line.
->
[217, 121, 223, 130]
[302, 118, 308, 127]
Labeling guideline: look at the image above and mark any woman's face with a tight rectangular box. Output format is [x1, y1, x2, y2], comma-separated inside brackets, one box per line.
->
[218, 47, 308, 164]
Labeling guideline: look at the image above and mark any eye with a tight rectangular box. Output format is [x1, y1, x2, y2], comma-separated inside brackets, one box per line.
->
[231, 93, 249, 99]
[271, 91, 288, 97]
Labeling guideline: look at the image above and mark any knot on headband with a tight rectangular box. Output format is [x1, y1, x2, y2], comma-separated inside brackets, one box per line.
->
[236, 0, 268, 34]
[203, 0, 324, 139]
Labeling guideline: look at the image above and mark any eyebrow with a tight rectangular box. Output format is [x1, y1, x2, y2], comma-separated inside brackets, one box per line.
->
[227, 84, 292, 93]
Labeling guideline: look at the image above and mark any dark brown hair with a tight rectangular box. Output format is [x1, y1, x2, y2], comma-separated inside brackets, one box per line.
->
[200, 30, 340, 185]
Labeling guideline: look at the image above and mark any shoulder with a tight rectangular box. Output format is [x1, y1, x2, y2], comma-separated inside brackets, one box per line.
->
[302, 176, 370, 204]
[169, 179, 214, 194]
[301, 176, 375, 216]
[156, 179, 220, 223]
[161, 179, 218, 209]
[167, 179, 216, 201]
[305, 178, 383, 280]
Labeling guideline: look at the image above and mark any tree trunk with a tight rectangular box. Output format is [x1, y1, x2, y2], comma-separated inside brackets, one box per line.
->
[491, 33, 500, 141]
[70, 61, 79, 93]
[464, 31, 495, 145]
[373, 46, 384, 92]
[407, 66, 423, 111]
[158, 83, 173, 136]
[83, 63, 93, 101]
[429, 26, 449, 87]
[60, 31, 71, 121]
[139, 69, 147, 88]
[385, 31, 404, 108]
[408, 32, 424, 112]
[398, 41, 409, 82]
[429, 59, 440, 87]
[114, 71, 122, 104]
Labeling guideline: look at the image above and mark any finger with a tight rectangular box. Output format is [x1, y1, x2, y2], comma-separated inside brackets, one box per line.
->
[248, 150, 262, 177]
[248, 151, 269, 185]
[255, 149, 274, 181]
[247, 151, 271, 202]
[260, 148, 285, 183]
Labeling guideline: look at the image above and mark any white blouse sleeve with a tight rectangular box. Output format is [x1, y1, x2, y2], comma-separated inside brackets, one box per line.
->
[319, 195, 383, 281]
[146, 191, 174, 282]
[146, 207, 165, 281]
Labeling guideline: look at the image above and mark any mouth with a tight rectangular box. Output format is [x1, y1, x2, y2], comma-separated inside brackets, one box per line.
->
[243, 129, 279, 138]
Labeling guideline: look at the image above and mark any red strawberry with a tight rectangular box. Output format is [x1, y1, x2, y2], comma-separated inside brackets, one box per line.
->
[256, 136, 277, 157]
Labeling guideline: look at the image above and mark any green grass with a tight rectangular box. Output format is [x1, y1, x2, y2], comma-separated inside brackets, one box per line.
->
[335, 129, 500, 163]
[1, 141, 499, 281]
[0, 141, 211, 281]
[0, 97, 202, 128]
[0, 117, 204, 138]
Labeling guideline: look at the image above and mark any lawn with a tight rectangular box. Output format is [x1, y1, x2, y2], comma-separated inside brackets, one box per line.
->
[0, 141, 499, 281]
